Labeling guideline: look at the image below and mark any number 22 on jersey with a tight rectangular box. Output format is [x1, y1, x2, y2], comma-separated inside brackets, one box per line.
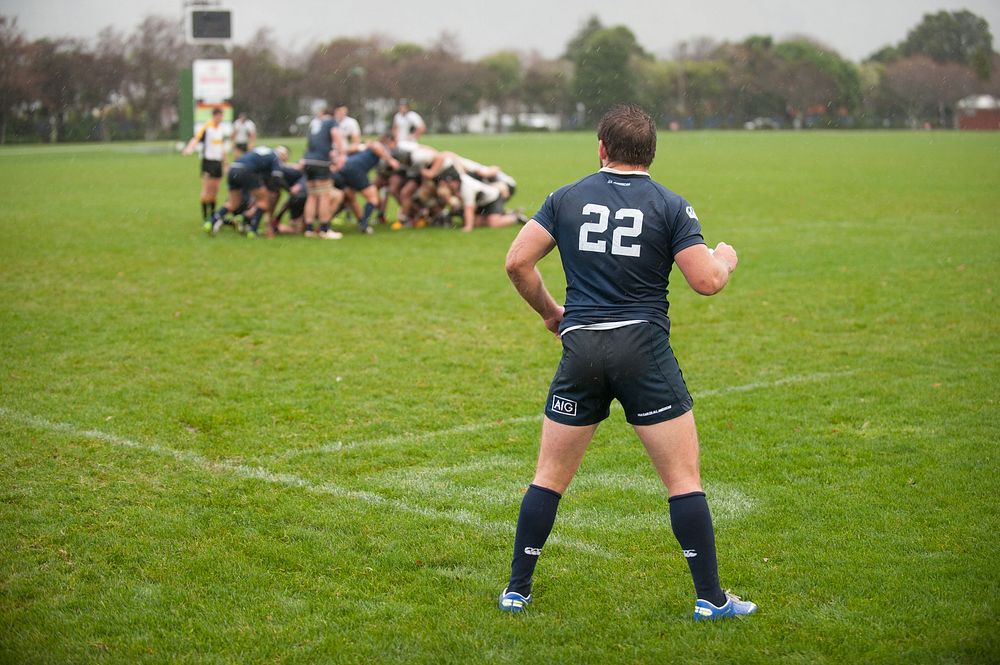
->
[578, 204, 643, 257]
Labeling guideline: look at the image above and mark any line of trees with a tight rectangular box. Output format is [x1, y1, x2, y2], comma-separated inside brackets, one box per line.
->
[1, 10, 998, 143]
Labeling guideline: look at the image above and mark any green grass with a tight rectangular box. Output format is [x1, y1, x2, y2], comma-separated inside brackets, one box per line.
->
[1, 131, 998, 664]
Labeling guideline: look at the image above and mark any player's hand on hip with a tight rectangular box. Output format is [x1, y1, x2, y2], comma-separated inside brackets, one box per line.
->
[543, 306, 564, 338]
[713, 242, 738, 273]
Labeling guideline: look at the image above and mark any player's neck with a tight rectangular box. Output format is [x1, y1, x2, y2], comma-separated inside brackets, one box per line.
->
[601, 161, 649, 173]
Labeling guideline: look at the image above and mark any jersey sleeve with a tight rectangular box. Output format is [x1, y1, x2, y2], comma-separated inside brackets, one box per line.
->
[531, 190, 559, 240]
[670, 197, 705, 255]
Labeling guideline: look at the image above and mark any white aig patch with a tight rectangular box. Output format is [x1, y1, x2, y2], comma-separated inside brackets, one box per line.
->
[550, 394, 578, 416]
[685, 206, 699, 220]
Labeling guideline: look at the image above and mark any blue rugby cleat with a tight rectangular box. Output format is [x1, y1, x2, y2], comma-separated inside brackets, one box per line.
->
[498, 588, 531, 614]
[693, 591, 758, 621]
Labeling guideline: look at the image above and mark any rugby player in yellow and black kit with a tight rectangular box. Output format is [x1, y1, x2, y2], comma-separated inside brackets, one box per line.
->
[182, 107, 230, 229]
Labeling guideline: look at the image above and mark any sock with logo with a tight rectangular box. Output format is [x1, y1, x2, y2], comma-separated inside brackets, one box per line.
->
[668, 491, 726, 607]
[507, 484, 561, 597]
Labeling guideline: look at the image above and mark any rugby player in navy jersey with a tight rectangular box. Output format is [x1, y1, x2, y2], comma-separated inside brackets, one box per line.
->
[499, 105, 757, 621]
[265, 146, 307, 236]
[208, 145, 285, 239]
[301, 107, 347, 240]
[332, 135, 400, 234]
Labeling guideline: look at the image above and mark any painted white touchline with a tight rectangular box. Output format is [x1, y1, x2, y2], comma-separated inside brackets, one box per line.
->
[0, 407, 610, 559]
[273, 414, 542, 459]
[693, 369, 857, 398]
[277, 369, 857, 459]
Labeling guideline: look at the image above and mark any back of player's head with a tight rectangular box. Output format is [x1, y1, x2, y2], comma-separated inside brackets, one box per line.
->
[597, 104, 656, 168]
[275, 145, 290, 161]
[379, 133, 395, 145]
[211, 107, 223, 117]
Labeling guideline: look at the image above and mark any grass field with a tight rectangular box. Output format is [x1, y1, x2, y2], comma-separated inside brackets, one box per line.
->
[1, 130, 998, 664]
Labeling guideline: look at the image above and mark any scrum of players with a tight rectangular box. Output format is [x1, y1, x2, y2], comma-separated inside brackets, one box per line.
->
[184, 99, 526, 240]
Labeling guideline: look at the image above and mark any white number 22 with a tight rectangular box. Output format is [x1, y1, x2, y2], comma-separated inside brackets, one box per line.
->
[578, 204, 643, 257]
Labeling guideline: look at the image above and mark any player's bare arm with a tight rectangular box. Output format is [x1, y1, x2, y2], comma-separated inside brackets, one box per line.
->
[675, 242, 738, 295]
[505, 221, 563, 337]
[331, 127, 347, 170]
[368, 141, 400, 171]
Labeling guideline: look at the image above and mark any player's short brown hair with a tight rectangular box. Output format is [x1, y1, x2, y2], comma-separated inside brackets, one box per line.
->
[597, 104, 656, 168]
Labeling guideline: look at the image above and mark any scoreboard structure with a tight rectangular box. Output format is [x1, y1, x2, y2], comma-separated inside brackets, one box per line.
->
[185, 2, 232, 45]
[178, 3, 234, 139]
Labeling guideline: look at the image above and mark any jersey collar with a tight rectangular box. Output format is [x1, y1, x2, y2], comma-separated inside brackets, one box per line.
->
[600, 167, 650, 177]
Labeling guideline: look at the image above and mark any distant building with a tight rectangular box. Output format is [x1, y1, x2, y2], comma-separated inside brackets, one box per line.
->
[956, 95, 1000, 130]
[449, 105, 562, 133]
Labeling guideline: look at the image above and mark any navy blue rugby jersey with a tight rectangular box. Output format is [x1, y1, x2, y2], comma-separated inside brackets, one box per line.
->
[276, 165, 306, 191]
[532, 167, 705, 334]
[343, 147, 381, 174]
[233, 146, 282, 177]
[303, 117, 339, 164]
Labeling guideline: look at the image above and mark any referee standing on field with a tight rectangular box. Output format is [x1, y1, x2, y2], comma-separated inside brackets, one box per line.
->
[499, 104, 757, 621]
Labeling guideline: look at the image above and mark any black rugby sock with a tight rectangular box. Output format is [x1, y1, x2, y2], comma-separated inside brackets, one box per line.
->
[201, 202, 209, 220]
[248, 209, 263, 233]
[361, 202, 375, 226]
[211, 206, 229, 223]
[669, 491, 726, 606]
[507, 484, 561, 596]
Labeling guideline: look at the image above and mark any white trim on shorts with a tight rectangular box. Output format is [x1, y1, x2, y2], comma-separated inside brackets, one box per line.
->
[560, 320, 647, 337]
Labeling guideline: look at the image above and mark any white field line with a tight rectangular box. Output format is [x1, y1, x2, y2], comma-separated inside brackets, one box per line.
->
[278, 369, 857, 459]
[0, 407, 610, 559]
[369, 458, 754, 527]
[271, 414, 542, 460]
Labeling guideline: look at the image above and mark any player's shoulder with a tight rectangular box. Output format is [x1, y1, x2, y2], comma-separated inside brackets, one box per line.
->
[645, 177, 691, 213]
[548, 172, 604, 202]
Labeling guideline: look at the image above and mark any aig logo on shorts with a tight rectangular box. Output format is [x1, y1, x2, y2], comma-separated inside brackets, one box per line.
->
[550, 394, 578, 416]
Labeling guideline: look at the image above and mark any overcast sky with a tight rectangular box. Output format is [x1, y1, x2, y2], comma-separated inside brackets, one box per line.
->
[4, 0, 1000, 62]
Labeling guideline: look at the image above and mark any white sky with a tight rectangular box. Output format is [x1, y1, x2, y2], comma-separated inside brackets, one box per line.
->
[3, 0, 1000, 62]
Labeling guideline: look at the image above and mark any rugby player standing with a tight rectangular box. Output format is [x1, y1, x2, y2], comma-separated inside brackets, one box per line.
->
[333, 103, 363, 154]
[232, 112, 257, 156]
[391, 99, 425, 149]
[302, 107, 347, 240]
[499, 105, 757, 621]
[182, 107, 229, 230]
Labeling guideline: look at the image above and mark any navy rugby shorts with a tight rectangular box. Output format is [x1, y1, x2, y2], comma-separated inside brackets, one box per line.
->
[545, 323, 693, 426]
[337, 164, 371, 192]
[303, 163, 332, 181]
[227, 167, 261, 194]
